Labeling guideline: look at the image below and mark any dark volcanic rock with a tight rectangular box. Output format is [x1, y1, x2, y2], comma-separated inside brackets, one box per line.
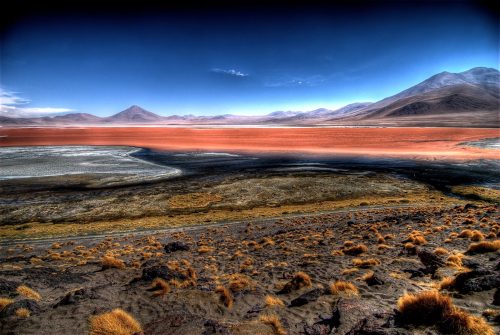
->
[451, 270, 500, 293]
[140, 265, 187, 282]
[331, 298, 376, 334]
[54, 288, 99, 307]
[417, 249, 445, 274]
[0, 278, 20, 297]
[290, 288, 324, 307]
[144, 312, 231, 335]
[494, 288, 500, 306]
[0, 299, 41, 318]
[1, 267, 87, 287]
[403, 269, 425, 278]
[346, 313, 412, 335]
[365, 271, 386, 286]
[202, 320, 233, 335]
[164, 241, 190, 253]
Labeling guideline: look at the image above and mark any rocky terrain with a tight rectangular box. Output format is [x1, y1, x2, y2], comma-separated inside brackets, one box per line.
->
[0, 203, 498, 334]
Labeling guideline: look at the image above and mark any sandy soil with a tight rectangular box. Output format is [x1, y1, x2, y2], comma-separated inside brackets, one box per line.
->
[0, 204, 498, 334]
[1, 127, 499, 160]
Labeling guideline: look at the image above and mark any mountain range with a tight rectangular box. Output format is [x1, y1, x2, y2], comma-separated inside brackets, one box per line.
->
[1, 67, 498, 127]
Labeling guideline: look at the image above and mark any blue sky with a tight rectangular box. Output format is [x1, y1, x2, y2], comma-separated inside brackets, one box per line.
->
[1, 1, 498, 117]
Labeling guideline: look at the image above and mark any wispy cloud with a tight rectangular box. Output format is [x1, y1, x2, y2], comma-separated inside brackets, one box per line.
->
[211, 68, 249, 77]
[264, 74, 327, 88]
[0, 88, 74, 118]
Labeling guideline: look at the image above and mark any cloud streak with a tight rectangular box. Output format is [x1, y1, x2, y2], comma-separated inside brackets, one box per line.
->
[211, 68, 249, 77]
[264, 74, 327, 88]
[0, 89, 74, 117]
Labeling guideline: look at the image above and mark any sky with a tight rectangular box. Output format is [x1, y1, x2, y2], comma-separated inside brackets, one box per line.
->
[0, 1, 498, 117]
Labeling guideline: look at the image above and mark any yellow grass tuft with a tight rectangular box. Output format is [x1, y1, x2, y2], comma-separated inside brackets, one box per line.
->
[228, 274, 253, 293]
[89, 308, 143, 335]
[441, 308, 494, 335]
[151, 278, 170, 297]
[215, 286, 233, 309]
[439, 277, 456, 291]
[446, 254, 464, 269]
[101, 256, 126, 270]
[458, 229, 473, 238]
[397, 291, 453, 325]
[343, 244, 368, 255]
[434, 247, 449, 256]
[198, 245, 215, 254]
[466, 240, 500, 254]
[352, 258, 381, 268]
[470, 230, 485, 242]
[16, 285, 41, 301]
[260, 313, 287, 335]
[329, 280, 359, 296]
[15, 308, 30, 318]
[264, 295, 285, 308]
[0, 297, 14, 311]
[396, 290, 493, 335]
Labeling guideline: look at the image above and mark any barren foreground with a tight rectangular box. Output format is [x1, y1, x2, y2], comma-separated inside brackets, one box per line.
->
[0, 204, 499, 334]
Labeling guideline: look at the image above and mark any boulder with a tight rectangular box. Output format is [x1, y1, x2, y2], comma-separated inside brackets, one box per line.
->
[164, 242, 190, 253]
[290, 288, 324, 307]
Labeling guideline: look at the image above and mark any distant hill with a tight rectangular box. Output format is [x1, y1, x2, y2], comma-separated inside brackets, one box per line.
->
[103, 105, 162, 123]
[1, 67, 498, 127]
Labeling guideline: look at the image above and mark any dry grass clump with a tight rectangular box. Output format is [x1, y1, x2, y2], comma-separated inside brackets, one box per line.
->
[352, 258, 381, 268]
[264, 295, 285, 308]
[458, 229, 473, 238]
[466, 240, 500, 254]
[16, 285, 41, 301]
[329, 280, 359, 296]
[331, 250, 344, 256]
[228, 274, 253, 293]
[343, 240, 354, 247]
[439, 277, 456, 291]
[0, 297, 14, 311]
[261, 237, 276, 246]
[343, 243, 368, 255]
[341, 267, 359, 275]
[150, 278, 170, 297]
[101, 256, 126, 270]
[89, 308, 143, 335]
[404, 242, 417, 255]
[259, 313, 287, 335]
[215, 286, 233, 308]
[446, 253, 464, 269]
[407, 231, 427, 245]
[279, 271, 312, 294]
[396, 291, 493, 335]
[434, 247, 449, 256]
[470, 230, 485, 242]
[440, 309, 494, 335]
[397, 291, 454, 325]
[198, 245, 215, 254]
[15, 308, 30, 318]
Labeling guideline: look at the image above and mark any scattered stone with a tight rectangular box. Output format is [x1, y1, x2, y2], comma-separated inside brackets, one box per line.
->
[346, 313, 412, 335]
[450, 270, 500, 293]
[0, 278, 20, 297]
[290, 288, 324, 307]
[53, 288, 98, 307]
[365, 271, 386, 286]
[417, 249, 445, 274]
[164, 241, 190, 253]
[0, 299, 41, 318]
[138, 265, 187, 282]
[493, 288, 500, 306]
